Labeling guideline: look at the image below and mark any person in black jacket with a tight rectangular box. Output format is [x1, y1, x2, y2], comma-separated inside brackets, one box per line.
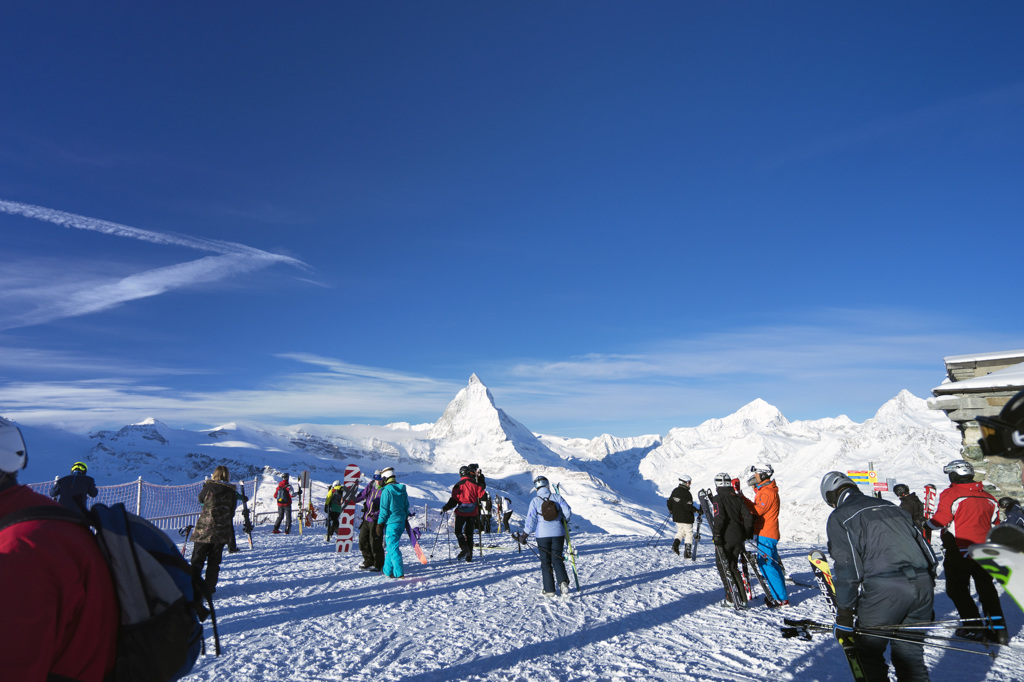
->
[191, 465, 240, 594]
[50, 461, 99, 513]
[894, 484, 926, 533]
[667, 475, 699, 557]
[711, 472, 754, 607]
[822, 472, 937, 682]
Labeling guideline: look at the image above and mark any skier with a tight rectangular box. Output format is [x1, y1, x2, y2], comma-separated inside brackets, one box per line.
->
[501, 495, 513, 533]
[324, 481, 344, 540]
[467, 463, 487, 490]
[50, 461, 99, 513]
[744, 463, 789, 607]
[519, 475, 572, 598]
[356, 471, 384, 570]
[0, 417, 118, 681]
[893, 484, 926, 533]
[439, 465, 486, 562]
[190, 465, 238, 594]
[479, 492, 493, 534]
[999, 497, 1024, 527]
[925, 459, 1007, 643]
[666, 475, 698, 557]
[821, 471, 937, 681]
[375, 467, 409, 579]
[494, 495, 503, 533]
[711, 472, 753, 608]
[272, 473, 300, 535]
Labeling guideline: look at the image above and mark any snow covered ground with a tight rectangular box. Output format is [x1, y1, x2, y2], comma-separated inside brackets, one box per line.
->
[183, 522, 1024, 682]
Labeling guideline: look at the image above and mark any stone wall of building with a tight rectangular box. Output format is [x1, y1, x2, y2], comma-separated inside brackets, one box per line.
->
[928, 351, 1024, 499]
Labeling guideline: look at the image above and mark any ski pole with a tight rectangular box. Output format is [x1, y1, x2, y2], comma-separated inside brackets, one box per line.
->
[782, 620, 1002, 657]
[429, 511, 447, 559]
[643, 513, 672, 547]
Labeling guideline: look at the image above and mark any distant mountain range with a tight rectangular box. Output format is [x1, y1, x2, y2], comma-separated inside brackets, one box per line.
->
[12, 376, 962, 542]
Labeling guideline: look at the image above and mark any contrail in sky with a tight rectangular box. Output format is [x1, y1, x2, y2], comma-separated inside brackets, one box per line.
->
[0, 199, 310, 330]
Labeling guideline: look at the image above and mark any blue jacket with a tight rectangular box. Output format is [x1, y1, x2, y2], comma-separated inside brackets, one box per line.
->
[524, 488, 571, 539]
[377, 482, 409, 527]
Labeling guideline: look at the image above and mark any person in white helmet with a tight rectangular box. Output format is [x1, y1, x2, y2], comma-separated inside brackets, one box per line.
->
[0, 417, 118, 680]
[666, 475, 699, 557]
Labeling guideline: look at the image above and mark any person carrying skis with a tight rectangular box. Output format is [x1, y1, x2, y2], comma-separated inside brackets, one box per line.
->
[272, 473, 300, 534]
[0, 417, 118, 681]
[744, 463, 789, 607]
[50, 461, 99, 513]
[999, 497, 1024, 527]
[925, 459, 1007, 644]
[711, 472, 753, 608]
[357, 471, 385, 570]
[821, 471, 937, 681]
[894, 484, 926, 533]
[439, 465, 486, 562]
[519, 475, 572, 598]
[666, 475, 698, 557]
[375, 467, 409, 579]
[190, 465, 238, 594]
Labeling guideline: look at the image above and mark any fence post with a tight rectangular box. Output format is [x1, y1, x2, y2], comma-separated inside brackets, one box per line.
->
[136, 476, 143, 515]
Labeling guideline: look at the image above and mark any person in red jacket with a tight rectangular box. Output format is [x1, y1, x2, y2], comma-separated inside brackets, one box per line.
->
[440, 465, 486, 562]
[0, 417, 118, 681]
[925, 459, 1007, 644]
[272, 473, 300, 534]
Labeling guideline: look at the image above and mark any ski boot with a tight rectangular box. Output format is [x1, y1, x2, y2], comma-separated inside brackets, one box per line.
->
[672, 539, 680, 555]
[683, 544, 692, 559]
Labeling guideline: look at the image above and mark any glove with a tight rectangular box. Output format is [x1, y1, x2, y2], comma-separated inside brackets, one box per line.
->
[834, 608, 855, 637]
[375, 525, 383, 537]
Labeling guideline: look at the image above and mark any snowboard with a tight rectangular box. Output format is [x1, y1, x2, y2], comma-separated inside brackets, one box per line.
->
[239, 483, 254, 549]
[335, 464, 361, 553]
[808, 550, 867, 681]
[970, 524, 1024, 613]
[298, 470, 310, 535]
[406, 521, 428, 564]
[691, 507, 703, 561]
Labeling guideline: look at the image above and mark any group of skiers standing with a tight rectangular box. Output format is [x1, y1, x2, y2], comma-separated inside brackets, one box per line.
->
[667, 463, 789, 609]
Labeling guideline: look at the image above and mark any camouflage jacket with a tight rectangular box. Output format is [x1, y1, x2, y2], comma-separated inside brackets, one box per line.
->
[192, 480, 238, 545]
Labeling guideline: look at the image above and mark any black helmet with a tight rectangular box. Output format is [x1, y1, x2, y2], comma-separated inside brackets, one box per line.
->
[459, 465, 471, 478]
[820, 471, 858, 508]
[282, 472, 290, 480]
[893, 483, 910, 497]
[976, 389, 1024, 458]
[999, 496, 1018, 511]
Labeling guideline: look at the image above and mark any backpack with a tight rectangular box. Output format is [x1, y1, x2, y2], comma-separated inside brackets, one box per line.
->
[0, 502, 219, 681]
[541, 497, 561, 522]
[276, 484, 291, 504]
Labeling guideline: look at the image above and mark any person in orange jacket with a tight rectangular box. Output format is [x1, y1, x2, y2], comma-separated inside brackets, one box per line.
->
[744, 462, 788, 607]
[0, 417, 118, 681]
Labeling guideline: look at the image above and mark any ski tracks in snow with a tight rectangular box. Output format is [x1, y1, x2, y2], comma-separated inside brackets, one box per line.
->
[182, 532, 1024, 681]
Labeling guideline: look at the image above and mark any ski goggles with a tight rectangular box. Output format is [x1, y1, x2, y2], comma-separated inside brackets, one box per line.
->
[977, 416, 1024, 457]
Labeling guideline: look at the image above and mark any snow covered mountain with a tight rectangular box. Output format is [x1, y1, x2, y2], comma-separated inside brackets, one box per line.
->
[11, 379, 962, 542]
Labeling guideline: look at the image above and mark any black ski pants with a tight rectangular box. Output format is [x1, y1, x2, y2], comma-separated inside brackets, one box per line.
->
[191, 541, 225, 593]
[714, 541, 747, 605]
[501, 511, 513, 533]
[454, 515, 477, 559]
[359, 520, 384, 569]
[854, 572, 933, 682]
[944, 547, 1004, 623]
[326, 510, 340, 539]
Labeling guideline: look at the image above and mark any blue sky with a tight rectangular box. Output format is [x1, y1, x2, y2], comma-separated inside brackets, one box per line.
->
[1, 3, 1022, 437]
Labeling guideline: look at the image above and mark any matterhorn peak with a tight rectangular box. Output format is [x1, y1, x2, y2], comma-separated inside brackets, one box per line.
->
[428, 375, 503, 442]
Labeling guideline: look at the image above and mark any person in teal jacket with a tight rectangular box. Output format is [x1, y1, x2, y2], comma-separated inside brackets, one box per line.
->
[375, 467, 409, 578]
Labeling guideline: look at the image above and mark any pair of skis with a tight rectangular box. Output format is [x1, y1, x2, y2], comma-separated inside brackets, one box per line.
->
[698, 488, 745, 610]
[806, 550, 866, 680]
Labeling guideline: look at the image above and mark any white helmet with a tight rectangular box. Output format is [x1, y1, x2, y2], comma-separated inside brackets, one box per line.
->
[332, 480, 341, 487]
[678, 475, 692, 485]
[714, 472, 732, 488]
[0, 418, 28, 474]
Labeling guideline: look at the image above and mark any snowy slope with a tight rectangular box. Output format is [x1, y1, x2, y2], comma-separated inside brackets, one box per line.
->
[181, 527, 1024, 682]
